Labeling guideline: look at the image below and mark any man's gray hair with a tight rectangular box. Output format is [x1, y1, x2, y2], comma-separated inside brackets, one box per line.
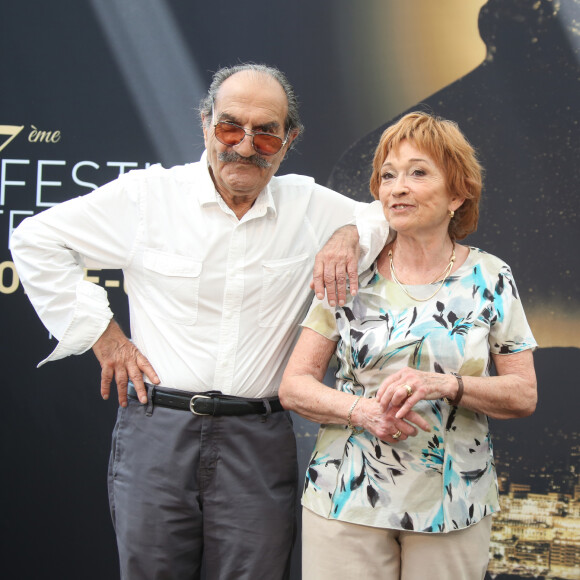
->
[199, 63, 304, 141]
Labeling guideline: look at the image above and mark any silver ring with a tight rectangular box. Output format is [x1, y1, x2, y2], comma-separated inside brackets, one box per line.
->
[392, 430, 402, 440]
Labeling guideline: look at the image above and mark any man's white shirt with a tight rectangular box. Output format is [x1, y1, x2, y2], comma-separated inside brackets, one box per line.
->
[10, 151, 388, 397]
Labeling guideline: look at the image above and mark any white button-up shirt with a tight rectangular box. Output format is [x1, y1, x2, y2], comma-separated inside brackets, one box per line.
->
[10, 151, 388, 397]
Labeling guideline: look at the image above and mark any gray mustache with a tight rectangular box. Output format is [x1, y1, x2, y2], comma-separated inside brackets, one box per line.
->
[218, 150, 272, 169]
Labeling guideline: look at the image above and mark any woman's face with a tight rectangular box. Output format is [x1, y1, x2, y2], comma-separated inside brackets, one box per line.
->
[378, 140, 463, 236]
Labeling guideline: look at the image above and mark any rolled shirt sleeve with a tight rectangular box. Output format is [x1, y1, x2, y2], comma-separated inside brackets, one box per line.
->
[9, 172, 142, 364]
[354, 200, 390, 273]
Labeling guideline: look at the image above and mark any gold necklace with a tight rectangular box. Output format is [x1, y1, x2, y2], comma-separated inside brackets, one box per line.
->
[388, 242, 456, 302]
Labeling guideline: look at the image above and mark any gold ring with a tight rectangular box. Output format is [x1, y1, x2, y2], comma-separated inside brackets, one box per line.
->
[403, 384, 413, 398]
[392, 430, 402, 440]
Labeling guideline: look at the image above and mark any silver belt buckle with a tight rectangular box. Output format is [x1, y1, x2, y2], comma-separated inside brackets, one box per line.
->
[190, 394, 211, 415]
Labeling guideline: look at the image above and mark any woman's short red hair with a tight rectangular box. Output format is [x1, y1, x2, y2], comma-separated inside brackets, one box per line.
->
[369, 112, 483, 240]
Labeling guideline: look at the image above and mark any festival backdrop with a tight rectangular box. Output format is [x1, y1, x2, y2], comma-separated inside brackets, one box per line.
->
[1, 1, 578, 579]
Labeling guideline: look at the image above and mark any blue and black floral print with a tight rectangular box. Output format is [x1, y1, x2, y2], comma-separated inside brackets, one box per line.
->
[301, 247, 536, 533]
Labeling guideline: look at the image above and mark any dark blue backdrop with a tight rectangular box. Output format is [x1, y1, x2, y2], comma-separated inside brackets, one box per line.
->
[1, 1, 578, 578]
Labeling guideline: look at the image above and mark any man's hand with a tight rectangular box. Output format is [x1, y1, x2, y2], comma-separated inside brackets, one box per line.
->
[92, 319, 160, 407]
[310, 225, 360, 306]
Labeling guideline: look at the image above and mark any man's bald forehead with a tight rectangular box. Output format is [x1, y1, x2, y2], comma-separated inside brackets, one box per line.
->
[215, 70, 288, 105]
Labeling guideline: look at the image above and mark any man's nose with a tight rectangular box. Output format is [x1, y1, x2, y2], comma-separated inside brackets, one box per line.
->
[233, 132, 256, 157]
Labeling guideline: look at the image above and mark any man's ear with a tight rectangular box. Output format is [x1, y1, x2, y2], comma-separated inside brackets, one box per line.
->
[283, 128, 300, 154]
[201, 114, 209, 146]
[288, 128, 300, 146]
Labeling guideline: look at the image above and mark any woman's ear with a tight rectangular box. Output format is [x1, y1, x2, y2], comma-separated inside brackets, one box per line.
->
[449, 195, 465, 212]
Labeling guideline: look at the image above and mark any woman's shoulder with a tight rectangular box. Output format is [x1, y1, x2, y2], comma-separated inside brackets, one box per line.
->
[462, 246, 513, 276]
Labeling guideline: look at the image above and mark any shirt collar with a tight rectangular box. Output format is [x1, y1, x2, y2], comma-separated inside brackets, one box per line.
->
[198, 150, 277, 219]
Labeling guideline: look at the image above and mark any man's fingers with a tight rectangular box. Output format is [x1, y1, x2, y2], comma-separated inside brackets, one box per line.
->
[101, 382, 111, 401]
[312, 225, 360, 304]
[117, 385, 129, 407]
[346, 260, 359, 297]
[311, 260, 326, 300]
[93, 320, 159, 407]
[115, 367, 129, 407]
[324, 266, 337, 306]
[100, 366, 114, 400]
[126, 356, 157, 404]
[137, 354, 160, 387]
[129, 376, 148, 405]
[333, 266, 348, 306]
[143, 370, 160, 386]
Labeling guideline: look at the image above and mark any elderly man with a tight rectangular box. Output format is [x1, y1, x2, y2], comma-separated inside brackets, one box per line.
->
[10, 63, 387, 580]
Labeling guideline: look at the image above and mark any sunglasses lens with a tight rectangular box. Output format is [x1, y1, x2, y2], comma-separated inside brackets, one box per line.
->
[253, 134, 283, 155]
[214, 122, 285, 155]
[215, 122, 245, 145]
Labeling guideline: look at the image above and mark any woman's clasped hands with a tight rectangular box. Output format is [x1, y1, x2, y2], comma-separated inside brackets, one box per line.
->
[369, 368, 454, 442]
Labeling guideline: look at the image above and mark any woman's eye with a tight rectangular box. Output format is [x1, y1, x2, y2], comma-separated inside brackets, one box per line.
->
[412, 168, 426, 176]
[381, 172, 394, 180]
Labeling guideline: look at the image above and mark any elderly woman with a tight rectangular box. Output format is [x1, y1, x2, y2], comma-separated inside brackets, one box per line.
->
[279, 112, 537, 580]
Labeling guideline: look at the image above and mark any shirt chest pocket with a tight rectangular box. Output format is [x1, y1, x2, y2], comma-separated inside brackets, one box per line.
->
[143, 250, 202, 325]
[259, 253, 311, 328]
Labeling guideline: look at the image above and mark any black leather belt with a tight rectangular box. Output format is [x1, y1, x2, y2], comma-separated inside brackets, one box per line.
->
[128, 383, 284, 416]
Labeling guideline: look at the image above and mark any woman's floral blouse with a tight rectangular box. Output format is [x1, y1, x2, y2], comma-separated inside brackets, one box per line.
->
[301, 247, 537, 533]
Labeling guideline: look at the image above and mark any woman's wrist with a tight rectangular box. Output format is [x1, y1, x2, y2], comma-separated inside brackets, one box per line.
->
[444, 373, 464, 406]
[347, 396, 365, 434]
